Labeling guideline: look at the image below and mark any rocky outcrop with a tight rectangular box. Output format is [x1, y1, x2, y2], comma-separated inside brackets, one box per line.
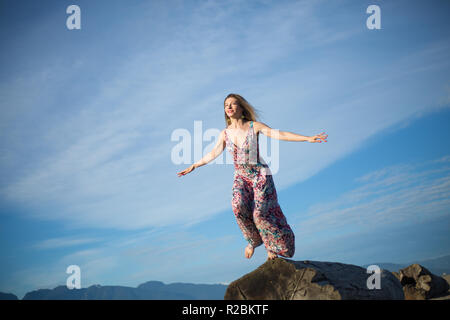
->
[429, 274, 450, 300]
[395, 264, 449, 300]
[224, 258, 404, 300]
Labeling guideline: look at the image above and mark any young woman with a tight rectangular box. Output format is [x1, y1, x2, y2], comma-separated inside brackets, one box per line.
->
[177, 93, 328, 260]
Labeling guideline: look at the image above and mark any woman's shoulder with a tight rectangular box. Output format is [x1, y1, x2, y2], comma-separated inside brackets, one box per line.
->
[252, 120, 263, 134]
[253, 121, 272, 129]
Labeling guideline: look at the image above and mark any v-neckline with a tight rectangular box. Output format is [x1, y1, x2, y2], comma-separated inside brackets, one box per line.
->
[227, 121, 252, 149]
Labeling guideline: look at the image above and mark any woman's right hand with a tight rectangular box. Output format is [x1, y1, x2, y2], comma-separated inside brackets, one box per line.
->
[177, 164, 197, 177]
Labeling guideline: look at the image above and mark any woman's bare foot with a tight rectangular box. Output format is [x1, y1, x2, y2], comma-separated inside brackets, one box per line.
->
[245, 244, 254, 259]
[267, 251, 277, 260]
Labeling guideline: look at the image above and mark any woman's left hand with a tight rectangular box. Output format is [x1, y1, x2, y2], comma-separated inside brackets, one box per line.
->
[308, 132, 328, 143]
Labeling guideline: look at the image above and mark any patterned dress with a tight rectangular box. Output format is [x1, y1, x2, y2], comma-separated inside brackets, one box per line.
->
[224, 120, 295, 258]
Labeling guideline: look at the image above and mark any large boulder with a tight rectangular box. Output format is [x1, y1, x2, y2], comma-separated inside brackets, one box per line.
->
[397, 264, 449, 300]
[430, 274, 450, 300]
[224, 258, 404, 300]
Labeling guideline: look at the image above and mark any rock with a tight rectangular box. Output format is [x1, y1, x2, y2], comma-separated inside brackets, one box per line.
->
[392, 271, 401, 281]
[398, 264, 449, 300]
[224, 258, 404, 300]
[429, 274, 450, 300]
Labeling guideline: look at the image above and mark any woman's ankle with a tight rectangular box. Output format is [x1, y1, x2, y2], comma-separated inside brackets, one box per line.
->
[267, 250, 277, 260]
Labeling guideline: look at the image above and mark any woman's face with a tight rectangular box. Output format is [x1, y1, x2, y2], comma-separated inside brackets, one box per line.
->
[224, 97, 242, 118]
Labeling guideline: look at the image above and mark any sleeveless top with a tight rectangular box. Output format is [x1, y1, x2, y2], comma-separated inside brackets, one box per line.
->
[224, 121, 272, 177]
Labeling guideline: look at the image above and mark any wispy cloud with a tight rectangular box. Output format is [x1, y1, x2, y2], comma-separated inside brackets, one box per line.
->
[6, 247, 119, 298]
[294, 155, 450, 240]
[32, 236, 103, 250]
[0, 0, 449, 232]
[6, 226, 239, 298]
[0, 0, 357, 229]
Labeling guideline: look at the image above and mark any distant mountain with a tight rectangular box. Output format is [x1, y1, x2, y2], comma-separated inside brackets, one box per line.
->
[0, 292, 18, 300]
[18, 280, 227, 300]
[0, 280, 227, 300]
[362, 254, 450, 276]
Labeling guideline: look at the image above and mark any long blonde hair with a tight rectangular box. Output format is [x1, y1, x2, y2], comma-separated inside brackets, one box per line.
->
[223, 93, 261, 127]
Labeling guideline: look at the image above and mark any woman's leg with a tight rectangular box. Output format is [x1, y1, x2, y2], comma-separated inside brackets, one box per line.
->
[253, 173, 295, 259]
[267, 250, 278, 260]
[232, 175, 263, 256]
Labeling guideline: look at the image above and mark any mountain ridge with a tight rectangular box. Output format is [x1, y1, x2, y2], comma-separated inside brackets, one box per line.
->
[0, 280, 227, 300]
[361, 253, 450, 276]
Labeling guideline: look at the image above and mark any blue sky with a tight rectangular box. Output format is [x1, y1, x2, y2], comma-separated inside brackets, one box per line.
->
[0, 0, 449, 299]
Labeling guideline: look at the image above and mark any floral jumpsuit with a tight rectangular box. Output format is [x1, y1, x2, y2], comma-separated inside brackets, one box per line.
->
[224, 121, 295, 258]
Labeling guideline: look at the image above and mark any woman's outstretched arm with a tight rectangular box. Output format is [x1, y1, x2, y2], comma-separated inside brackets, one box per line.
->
[254, 121, 328, 143]
[177, 129, 226, 177]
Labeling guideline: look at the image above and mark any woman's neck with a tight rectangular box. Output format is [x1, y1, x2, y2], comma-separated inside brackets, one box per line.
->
[228, 119, 248, 129]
